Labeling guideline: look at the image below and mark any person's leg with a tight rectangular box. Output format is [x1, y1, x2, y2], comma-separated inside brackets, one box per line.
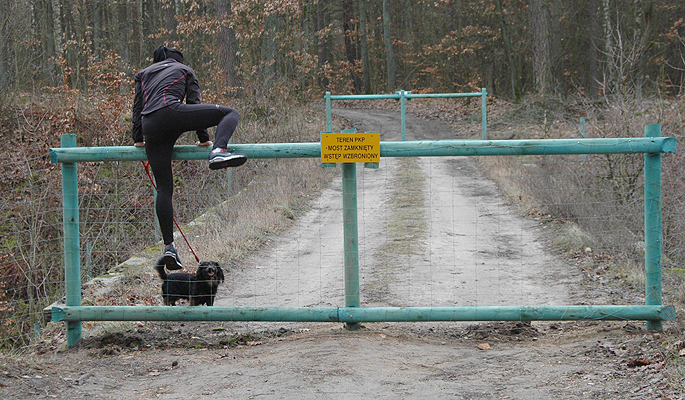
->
[144, 140, 175, 246]
[170, 103, 240, 149]
[142, 109, 184, 269]
[144, 103, 240, 238]
[143, 108, 181, 245]
[169, 103, 246, 169]
[212, 106, 239, 149]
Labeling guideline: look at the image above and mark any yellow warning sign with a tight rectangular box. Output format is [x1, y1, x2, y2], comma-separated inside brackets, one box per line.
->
[321, 133, 380, 163]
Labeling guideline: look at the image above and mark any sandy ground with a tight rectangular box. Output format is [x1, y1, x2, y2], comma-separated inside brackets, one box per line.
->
[1, 109, 682, 399]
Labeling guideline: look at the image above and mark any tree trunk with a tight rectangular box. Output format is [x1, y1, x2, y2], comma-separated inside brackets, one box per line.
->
[529, 0, 553, 97]
[342, 0, 360, 93]
[38, 0, 59, 85]
[496, 0, 522, 100]
[261, 12, 277, 81]
[215, 0, 239, 89]
[0, 0, 11, 90]
[382, 0, 396, 92]
[633, 0, 653, 87]
[316, 2, 329, 88]
[92, 0, 100, 57]
[588, 0, 600, 98]
[116, 0, 129, 65]
[164, 0, 178, 42]
[51, 0, 62, 70]
[359, 0, 370, 93]
[132, 0, 143, 66]
[601, 0, 616, 95]
[62, 0, 78, 88]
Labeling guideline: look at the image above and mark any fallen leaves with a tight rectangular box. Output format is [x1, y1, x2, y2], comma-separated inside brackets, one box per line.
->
[476, 343, 491, 350]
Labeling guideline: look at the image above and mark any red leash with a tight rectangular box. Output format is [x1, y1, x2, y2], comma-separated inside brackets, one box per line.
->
[141, 161, 201, 263]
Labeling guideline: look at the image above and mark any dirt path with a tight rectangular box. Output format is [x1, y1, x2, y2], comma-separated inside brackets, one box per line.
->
[1, 109, 680, 399]
[224, 109, 577, 310]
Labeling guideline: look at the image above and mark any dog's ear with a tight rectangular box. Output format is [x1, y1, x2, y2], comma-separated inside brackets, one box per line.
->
[216, 266, 225, 283]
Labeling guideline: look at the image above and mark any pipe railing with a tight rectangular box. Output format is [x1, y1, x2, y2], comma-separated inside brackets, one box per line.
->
[50, 137, 676, 164]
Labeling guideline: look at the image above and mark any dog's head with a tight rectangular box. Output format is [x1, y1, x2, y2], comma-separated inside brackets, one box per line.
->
[197, 261, 224, 285]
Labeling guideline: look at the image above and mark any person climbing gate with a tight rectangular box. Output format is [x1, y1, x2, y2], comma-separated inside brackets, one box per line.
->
[132, 45, 247, 270]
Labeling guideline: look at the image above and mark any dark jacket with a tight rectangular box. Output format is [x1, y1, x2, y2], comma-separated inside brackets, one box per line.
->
[131, 59, 209, 143]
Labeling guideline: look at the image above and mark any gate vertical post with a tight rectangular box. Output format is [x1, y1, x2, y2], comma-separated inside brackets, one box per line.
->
[342, 161, 361, 330]
[60, 134, 82, 345]
[400, 90, 407, 141]
[325, 91, 332, 132]
[481, 88, 488, 140]
[644, 123, 663, 331]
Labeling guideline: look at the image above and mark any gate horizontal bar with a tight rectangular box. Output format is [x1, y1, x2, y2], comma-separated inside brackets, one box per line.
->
[50, 137, 676, 164]
[328, 92, 483, 100]
[53, 305, 675, 322]
[52, 306, 340, 322]
[338, 305, 676, 322]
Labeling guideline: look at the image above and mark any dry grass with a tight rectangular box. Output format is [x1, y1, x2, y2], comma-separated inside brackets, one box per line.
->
[474, 95, 684, 306]
[471, 96, 685, 385]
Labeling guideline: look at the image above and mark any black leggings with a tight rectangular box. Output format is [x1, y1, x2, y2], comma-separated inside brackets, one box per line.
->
[142, 102, 239, 245]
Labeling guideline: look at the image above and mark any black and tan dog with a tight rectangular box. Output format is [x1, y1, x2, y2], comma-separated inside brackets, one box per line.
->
[154, 256, 224, 306]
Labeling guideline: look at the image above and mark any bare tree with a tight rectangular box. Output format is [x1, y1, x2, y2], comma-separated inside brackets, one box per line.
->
[0, 0, 10, 90]
[215, 0, 239, 89]
[588, 0, 600, 98]
[342, 0, 360, 93]
[382, 0, 396, 92]
[261, 11, 277, 82]
[496, 0, 523, 100]
[316, 1, 329, 88]
[529, 0, 554, 97]
[359, 0, 370, 94]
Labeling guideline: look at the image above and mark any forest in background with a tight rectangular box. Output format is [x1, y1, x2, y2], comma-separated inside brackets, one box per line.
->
[1, 0, 684, 100]
[0, 0, 685, 351]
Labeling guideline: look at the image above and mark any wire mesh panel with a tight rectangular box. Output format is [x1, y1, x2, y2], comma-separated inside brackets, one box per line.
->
[0, 152, 64, 348]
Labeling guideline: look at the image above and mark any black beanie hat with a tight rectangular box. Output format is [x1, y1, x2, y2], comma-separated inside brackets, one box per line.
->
[153, 45, 184, 64]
